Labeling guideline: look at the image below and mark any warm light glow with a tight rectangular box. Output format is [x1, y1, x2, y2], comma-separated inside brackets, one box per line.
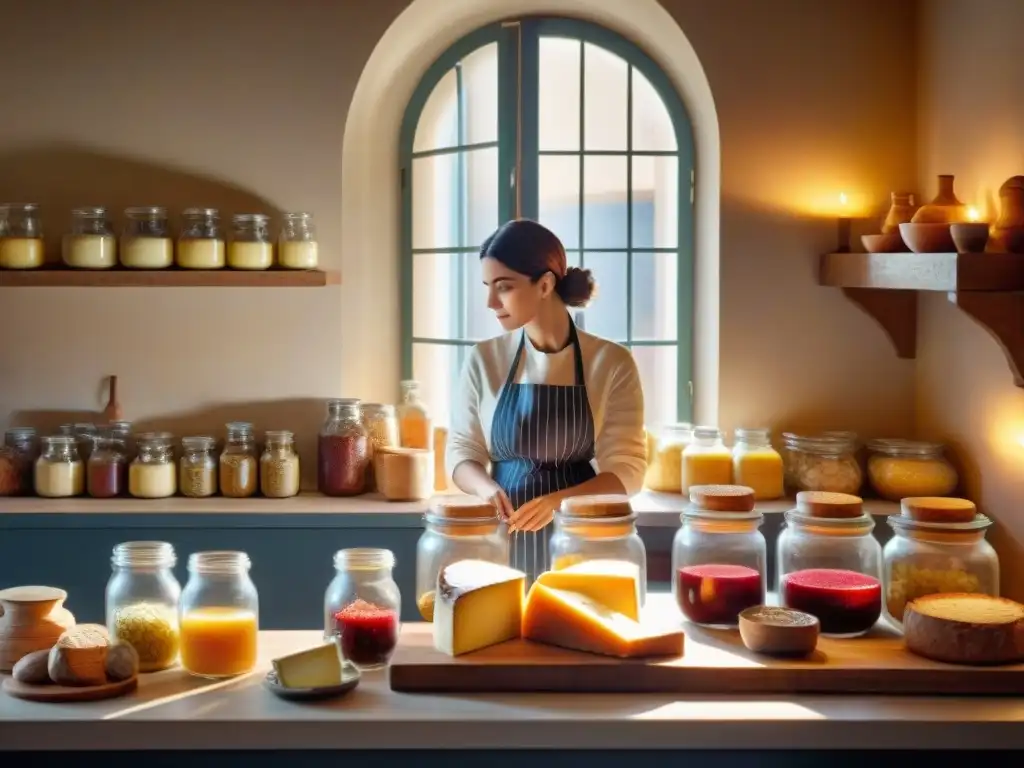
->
[967, 206, 981, 222]
[839, 192, 849, 208]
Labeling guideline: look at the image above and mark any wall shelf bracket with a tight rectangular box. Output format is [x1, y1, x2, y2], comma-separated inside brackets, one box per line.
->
[841, 287, 918, 359]
[951, 290, 1024, 387]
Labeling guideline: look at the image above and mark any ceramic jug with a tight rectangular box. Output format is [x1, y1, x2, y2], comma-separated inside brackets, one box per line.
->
[0, 585, 76, 671]
[882, 192, 916, 233]
[911, 175, 968, 224]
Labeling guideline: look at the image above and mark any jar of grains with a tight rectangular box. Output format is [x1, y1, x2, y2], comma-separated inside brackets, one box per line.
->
[260, 430, 301, 498]
[220, 422, 258, 498]
[0, 427, 37, 497]
[227, 213, 273, 270]
[129, 433, 177, 499]
[318, 399, 369, 496]
[866, 438, 958, 501]
[88, 435, 127, 498]
[63, 207, 117, 269]
[177, 208, 225, 269]
[121, 206, 173, 269]
[278, 212, 318, 269]
[361, 403, 399, 492]
[0, 203, 44, 269]
[782, 432, 863, 495]
[35, 435, 84, 498]
[644, 422, 692, 493]
[180, 436, 218, 498]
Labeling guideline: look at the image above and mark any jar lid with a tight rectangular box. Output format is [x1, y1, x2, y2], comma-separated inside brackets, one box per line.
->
[333, 547, 395, 570]
[900, 496, 976, 524]
[428, 495, 498, 522]
[559, 494, 633, 518]
[783, 432, 858, 453]
[361, 403, 395, 417]
[72, 206, 108, 217]
[125, 206, 166, 216]
[182, 207, 219, 217]
[182, 435, 216, 448]
[795, 491, 863, 519]
[136, 431, 174, 445]
[888, 511, 991, 534]
[688, 484, 756, 513]
[233, 212, 270, 223]
[867, 438, 945, 458]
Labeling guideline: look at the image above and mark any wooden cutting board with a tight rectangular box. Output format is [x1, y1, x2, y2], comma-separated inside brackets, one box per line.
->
[2, 675, 137, 703]
[389, 623, 1024, 695]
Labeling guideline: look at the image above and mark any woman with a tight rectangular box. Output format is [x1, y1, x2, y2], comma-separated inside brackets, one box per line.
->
[446, 219, 647, 581]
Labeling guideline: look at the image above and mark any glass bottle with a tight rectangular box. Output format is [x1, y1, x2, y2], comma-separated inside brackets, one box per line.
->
[87, 436, 127, 499]
[866, 438, 958, 502]
[0, 203, 44, 269]
[180, 436, 218, 498]
[681, 426, 732, 493]
[782, 432, 863, 495]
[260, 430, 300, 498]
[324, 548, 401, 670]
[318, 398, 369, 496]
[361, 403, 400, 492]
[643, 423, 692, 493]
[177, 208, 225, 269]
[415, 497, 508, 622]
[121, 206, 173, 269]
[732, 427, 784, 500]
[397, 380, 432, 450]
[278, 211, 318, 269]
[34, 435, 84, 498]
[63, 207, 117, 269]
[129, 433, 177, 499]
[227, 213, 273, 270]
[0, 427, 37, 497]
[105, 541, 182, 672]
[220, 422, 258, 498]
[179, 551, 259, 678]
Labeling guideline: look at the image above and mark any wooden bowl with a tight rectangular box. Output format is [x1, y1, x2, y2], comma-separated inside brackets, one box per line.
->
[861, 232, 907, 253]
[950, 223, 990, 253]
[898, 223, 955, 253]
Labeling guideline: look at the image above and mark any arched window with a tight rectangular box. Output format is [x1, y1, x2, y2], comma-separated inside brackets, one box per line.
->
[400, 17, 694, 430]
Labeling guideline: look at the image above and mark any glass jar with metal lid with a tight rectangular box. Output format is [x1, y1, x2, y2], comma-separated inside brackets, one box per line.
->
[180, 436, 218, 498]
[87, 435, 127, 499]
[672, 485, 766, 627]
[549, 494, 648, 603]
[0, 427, 37, 497]
[177, 208, 225, 269]
[278, 211, 318, 269]
[318, 398, 369, 496]
[109, 420, 134, 461]
[260, 430, 300, 498]
[782, 432, 863, 495]
[220, 421, 258, 498]
[777, 491, 882, 637]
[121, 206, 173, 269]
[63, 207, 116, 269]
[361, 403, 399, 492]
[129, 432, 177, 499]
[0, 203, 44, 269]
[227, 213, 273, 270]
[324, 548, 401, 670]
[883, 496, 998, 629]
[866, 438, 958, 501]
[105, 541, 182, 672]
[643, 422, 692, 493]
[35, 435, 84, 498]
[415, 496, 508, 622]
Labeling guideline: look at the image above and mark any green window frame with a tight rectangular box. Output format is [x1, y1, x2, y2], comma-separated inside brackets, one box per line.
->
[400, 16, 695, 424]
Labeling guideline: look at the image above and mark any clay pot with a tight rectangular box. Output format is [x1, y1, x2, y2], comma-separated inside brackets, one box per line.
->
[0, 586, 76, 672]
[911, 175, 968, 224]
[881, 192, 917, 234]
[993, 176, 1024, 253]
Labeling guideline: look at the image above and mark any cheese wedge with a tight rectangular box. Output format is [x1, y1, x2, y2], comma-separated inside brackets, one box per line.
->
[903, 593, 1024, 665]
[433, 560, 526, 656]
[272, 641, 344, 688]
[523, 583, 684, 658]
[536, 559, 641, 620]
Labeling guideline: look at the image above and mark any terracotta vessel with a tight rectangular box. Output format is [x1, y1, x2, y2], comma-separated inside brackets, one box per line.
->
[881, 192, 916, 234]
[911, 175, 968, 224]
[0, 585, 76, 672]
[993, 175, 1024, 253]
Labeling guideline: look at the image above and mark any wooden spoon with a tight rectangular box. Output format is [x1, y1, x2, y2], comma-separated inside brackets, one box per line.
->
[103, 375, 123, 422]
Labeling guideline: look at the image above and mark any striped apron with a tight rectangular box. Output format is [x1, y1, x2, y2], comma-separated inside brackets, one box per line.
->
[490, 319, 597, 584]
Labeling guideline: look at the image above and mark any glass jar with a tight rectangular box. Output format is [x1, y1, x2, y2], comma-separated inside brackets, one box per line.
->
[220, 422, 258, 498]
[179, 551, 259, 678]
[361, 403, 400, 492]
[180, 436, 218, 498]
[777, 492, 883, 637]
[109, 420, 135, 461]
[866, 438, 958, 501]
[644, 423, 692, 493]
[324, 548, 401, 670]
[105, 541, 182, 672]
[318, 398, 369, 496]
[278, 211, 318, 269]
[63, 207, 117, 269]
[397, 380, 432, 449]
[227, 213, 273, 270]
[34, 436, 84, 498]
[87, 436, 127, 498]
[884, 503, 998, 629]
[416, 497, 508, 622]
[672, 486, 766, 627]
[732, 427, 784, 500]
[0, 203, 44, 269]
[73, 423, 98, 462]
[0, 427, 37, 497]
[549, 494, 648, 603]
[681, 426, 733, 493]
[260, 430, 300, 498]
[129, 433, 177, 499]
[177, 208, 225, 269]
[782, 432, 863, 495]
[121, 206, 173, 269]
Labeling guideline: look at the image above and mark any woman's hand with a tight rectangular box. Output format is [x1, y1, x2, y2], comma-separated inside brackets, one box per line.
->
[509, 492, 562, 532]
[485, 485, 515, 525]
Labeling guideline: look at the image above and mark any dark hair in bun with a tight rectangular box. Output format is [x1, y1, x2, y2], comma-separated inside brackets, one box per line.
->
[480, 219, 597, 307]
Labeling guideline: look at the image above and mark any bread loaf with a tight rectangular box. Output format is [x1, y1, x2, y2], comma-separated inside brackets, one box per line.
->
[904, 593, 1024, 665]
[48, 624, 110, 685]
[105, 641, 140, 682]
[12, 649, 52, 684]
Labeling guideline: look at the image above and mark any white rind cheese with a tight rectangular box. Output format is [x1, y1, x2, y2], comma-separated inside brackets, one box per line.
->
[272, 641, 345, 688]
[433, 560, 525, 656]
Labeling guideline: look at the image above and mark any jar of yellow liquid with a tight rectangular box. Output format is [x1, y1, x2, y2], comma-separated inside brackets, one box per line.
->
[398, 379, 432, 450]
[732, 427, 784, 500]
[644, 423, 692, 493]
[0, 203, 44, 269]
[681, 426, 732, 493]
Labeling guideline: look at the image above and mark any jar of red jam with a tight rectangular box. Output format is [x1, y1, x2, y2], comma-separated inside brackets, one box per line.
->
[777, 491, 883, 638]
[318, 399, 370, 496]
[672, 485, 766, 627]
[87, 436, 127, 498]
[324, 547, 401, 670]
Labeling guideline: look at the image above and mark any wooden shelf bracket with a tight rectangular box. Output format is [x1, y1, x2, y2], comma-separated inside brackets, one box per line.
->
[951, 291, 1024, 387]
[841, 287, 918, 359]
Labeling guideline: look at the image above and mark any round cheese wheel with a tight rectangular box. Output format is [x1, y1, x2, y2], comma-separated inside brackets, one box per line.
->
[900, 496, 976, 524]
[795, 491, 863, 519]
[689, 484, 756, 513]
[903, 593, 1024, 665]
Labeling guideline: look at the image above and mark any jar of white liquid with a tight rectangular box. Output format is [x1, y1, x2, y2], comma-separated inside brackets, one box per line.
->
[129, 433, 177, 499]
[279, 212, 318, 269]
[63, 207, 117, 269]
[228, 213, 273, 270]
[177, 208, 225, 269]
[35, 436, 84, 497]
[0, 203, 44, 269]
[121, 207, 173, 269]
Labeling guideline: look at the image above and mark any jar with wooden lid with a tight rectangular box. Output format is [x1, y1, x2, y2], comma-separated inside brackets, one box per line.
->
[63, 207, 117, 269]
[375, 446, 433, 501]
[228, 213, 273, 270]
[177, 208, 225, 269]
[866, 438, 958, 501]
[318, 399, 369, 496]
[180, 436, 217, 498]
[777, 491, 882, 637]
[220, 422, 258, 498]
[782, 432, 863, 495]
[121, 206, 173, 269]
[88, 436, 127, 499]
[883, 497, 998, 629]
[672, 485, 766, 627]
[732, 427, 784, 500]
[361, 403, 399, 492]
[0, 427, 37, 497]
[260, 430, 300, 498]
[129, 433, 177, 499]
[0, 203, 44, 269]
[681, 426, 732, 493]
[278, 212, 318, 269]
[35, 436, 84, 498]
[644, 422, 691, 493]
[324, 548, 401, 670]
[550, 494, 647, 603]
[415, 497, 507, 622]
[397, 380, 432, 450]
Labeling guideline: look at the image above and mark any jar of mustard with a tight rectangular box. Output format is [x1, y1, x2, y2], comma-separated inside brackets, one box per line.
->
[866, 438, 958, 501]
[644, 422, 692, 493]
[279, 212, 318, 269]
[228, 213, 273, 270]
[732, 427, 784, 500]
[121, 206, 173, 269]
[177, 208, 225, 269]
[0, 203, 44, 269]
[63, 207, 117, 269]
[681, 426, 732, 493]
[782, 432, 863, 495]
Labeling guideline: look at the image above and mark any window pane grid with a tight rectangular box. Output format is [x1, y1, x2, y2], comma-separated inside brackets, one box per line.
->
[412, 140, 499, 159]
[538, 149, 677, 157]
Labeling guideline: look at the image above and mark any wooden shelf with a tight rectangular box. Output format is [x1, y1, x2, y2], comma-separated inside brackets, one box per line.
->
[0, 268, 340, 288]
[820, 251, 1024, 387]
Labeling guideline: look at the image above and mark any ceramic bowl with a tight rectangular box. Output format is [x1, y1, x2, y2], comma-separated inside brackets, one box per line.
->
[861, 232, 907, 253]
[898, 222, 955, 254]
[950, 223, 990, 253]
